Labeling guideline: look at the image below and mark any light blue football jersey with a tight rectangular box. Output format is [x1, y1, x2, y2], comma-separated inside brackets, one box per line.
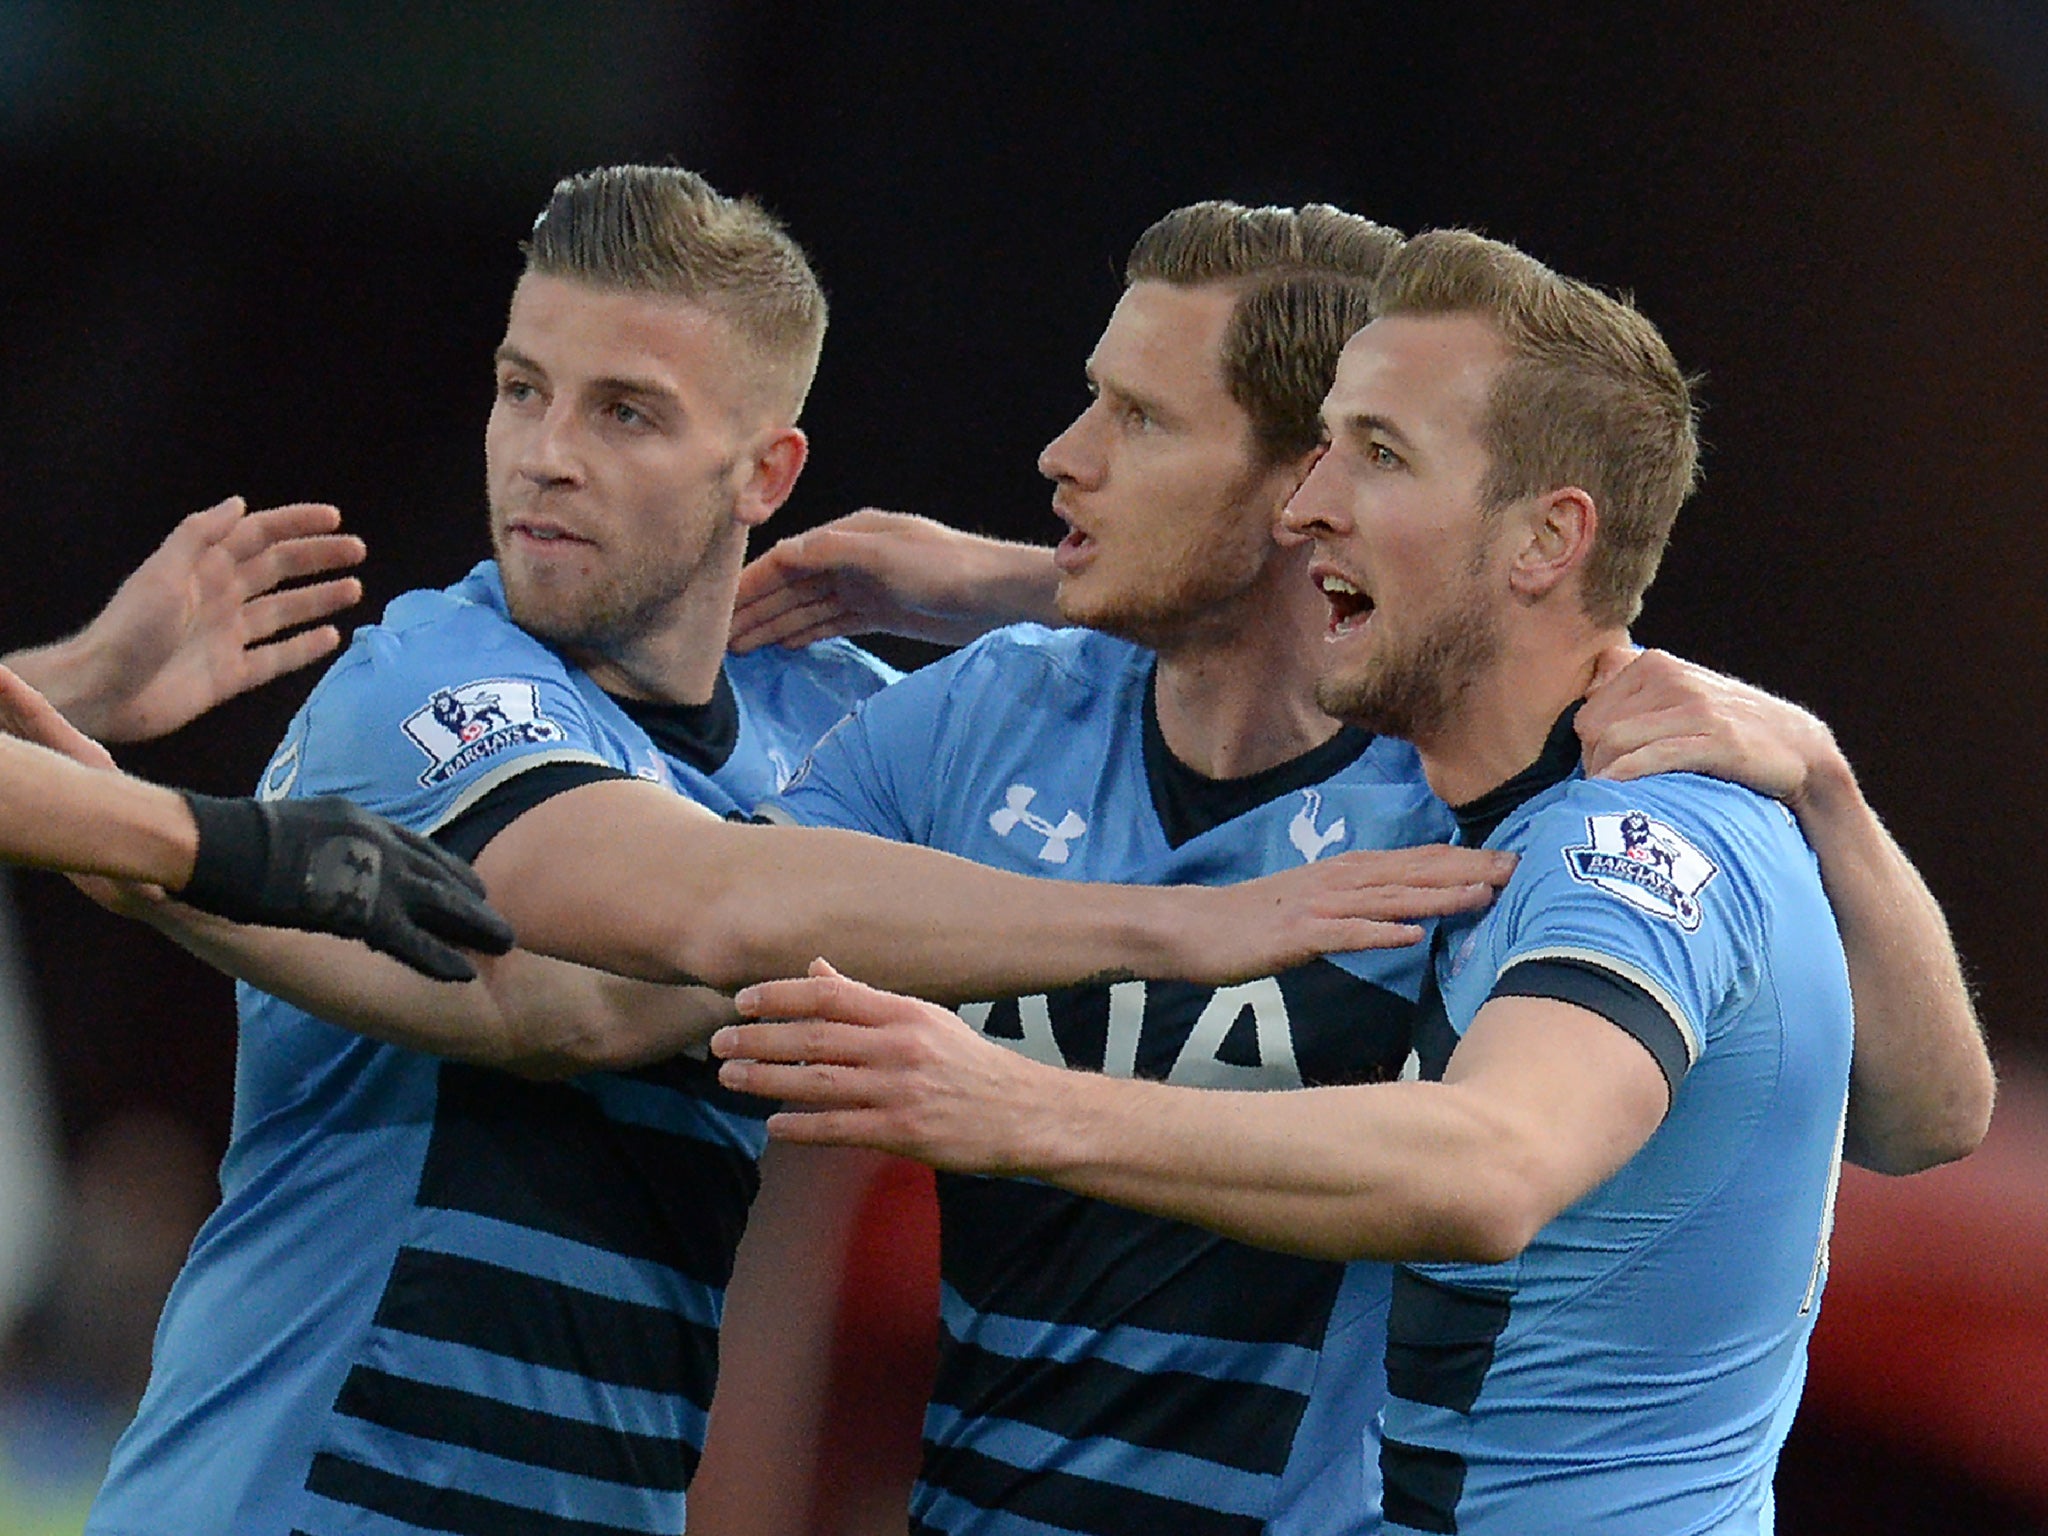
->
[1380, 768, 1852, 1536]
[88, 562, 893, 1536]
[780, 624, 1455, 1536]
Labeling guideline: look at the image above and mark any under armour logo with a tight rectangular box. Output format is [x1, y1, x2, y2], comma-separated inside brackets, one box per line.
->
[989, 784, 1087, 864]
[306, 837, 383, 925]
[1288, 789, 1347, 863]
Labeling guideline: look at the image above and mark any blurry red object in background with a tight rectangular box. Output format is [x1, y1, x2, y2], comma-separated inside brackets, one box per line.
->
[1806, 1069, 2048, 1511]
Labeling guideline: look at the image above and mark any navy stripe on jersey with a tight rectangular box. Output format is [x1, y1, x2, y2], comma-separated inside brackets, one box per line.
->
[938, 1317, 1308, 1474]
[419, 1064, 760, 1284]
[332, 1367, 696, 1490]
[969, 960, 1413, 1085]
[923, 961, 1413, 1534]
[914, 1441, 1267, 1536]
[304, 1059, 763, 1532]
[926, 1179, 1345, 1532]
[304, 1454, 663, 1536]
[1380, 1437, 1466, 1535]
[1385, 1265, 1511, 1414]
[941, 1178, 1345, 1348]
[371, 1247, 716, 1391]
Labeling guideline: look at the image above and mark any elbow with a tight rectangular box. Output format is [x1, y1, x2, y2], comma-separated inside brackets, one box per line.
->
[1437, 1194, 1545, 1266]
[1850, 1070, 1998, 1176]
[1383, 1170, 1553, 1267]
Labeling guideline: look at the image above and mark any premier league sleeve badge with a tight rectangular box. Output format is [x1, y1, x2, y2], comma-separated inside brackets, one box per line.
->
[1562, 810, 1719, 933]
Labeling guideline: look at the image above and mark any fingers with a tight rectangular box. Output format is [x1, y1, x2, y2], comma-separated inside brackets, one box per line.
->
[1325, 845, 1517, 888]
[236, 532, 368, 593]
[1584, 641, 1645, 695]
[762, 1108, 888, 1148]
[0, 666, 117, 766]
[233, 627, 346, 691]
[366, 922, 480, 984]
[217, 502, 347, 562]
[240, 576, 364, 643]
[729, 582, 853, 653]
[1310, 918, 1427, 952]
[407, 884, 517, 957]
[1593, 738, 1729, 784]
[732, 963, 915, 1029]
[170, 497, 250, 551]
[1335, 882, 1502, 919]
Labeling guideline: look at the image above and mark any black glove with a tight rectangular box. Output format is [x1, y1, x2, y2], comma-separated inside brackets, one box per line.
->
[177, 794, 517, 982]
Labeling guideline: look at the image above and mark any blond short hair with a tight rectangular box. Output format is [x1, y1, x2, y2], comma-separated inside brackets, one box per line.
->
[524, 165, 828, 420]
[1372, 230, 1701, 627]
[1125, 201, 1404, 462]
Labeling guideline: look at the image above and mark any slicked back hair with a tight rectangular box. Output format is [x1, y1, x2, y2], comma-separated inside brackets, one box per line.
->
[523, 165, 827, 420]
[1371, 230, 1701, 627]
[1125, 201, 1405, 463]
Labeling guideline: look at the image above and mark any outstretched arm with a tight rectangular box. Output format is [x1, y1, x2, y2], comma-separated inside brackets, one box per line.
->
[730, 510, 1060, 652]
[712, 963, 1668, 1264]
[5, 496, 365, 741]
[0, 665, 510, 981]
[127, 900, 737, 1078]
[1576, 648, 1993, 1173]
[472, 777, 1513, 1001]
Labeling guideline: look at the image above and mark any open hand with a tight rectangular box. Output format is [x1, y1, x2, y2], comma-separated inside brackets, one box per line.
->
[1171, 844, 1515, 983]
[1577, 647, 1838, 815]
[31, 497, 367, 741]
[732, 509, 1058, 651]
[715, 958, 1050, 1169]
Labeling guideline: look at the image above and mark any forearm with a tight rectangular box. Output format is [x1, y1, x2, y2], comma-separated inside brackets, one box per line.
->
[0, 639, 119, 742]
[999, 1068, 1532, 1263]
[0, 737, 196, 885]
[489, 804, 1186, 999]
[1795, 757, 1994, 1172]
[137, 901, 734, 1077]
[954, 539, 1062, 632]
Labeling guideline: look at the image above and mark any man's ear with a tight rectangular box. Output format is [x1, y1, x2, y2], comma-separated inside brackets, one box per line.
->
[735, 427, 809, 528]
[1508, 485, 1597, 601]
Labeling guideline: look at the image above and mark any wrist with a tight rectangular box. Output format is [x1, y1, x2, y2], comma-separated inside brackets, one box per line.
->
[5, 634, 114, 737]
[178, 794, 275, 919]
[974, 540, 1064, 628]
[1786, 735, 1861, 830]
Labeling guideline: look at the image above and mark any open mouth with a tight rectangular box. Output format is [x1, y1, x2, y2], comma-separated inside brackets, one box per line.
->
[1052, 506, 1097, 574]
[1317, 570, 1375, 636]
[509, 520, 595, 549]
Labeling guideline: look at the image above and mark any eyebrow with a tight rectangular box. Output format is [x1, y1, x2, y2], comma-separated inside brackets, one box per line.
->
[1326, 410, 1416, 452]
[1090, 369, 1178, 427]
[495, 347, 682, 406]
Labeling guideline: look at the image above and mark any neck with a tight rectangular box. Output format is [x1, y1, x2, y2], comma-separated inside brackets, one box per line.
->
[565, 537, 744, 707]
[1150, 547, 1341, 780]
[1411, 622, 1625, 806]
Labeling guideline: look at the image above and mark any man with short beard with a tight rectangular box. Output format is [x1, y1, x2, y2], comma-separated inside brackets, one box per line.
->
[721, 209, 1987, 1532]
[79, 171, 1491, 1536]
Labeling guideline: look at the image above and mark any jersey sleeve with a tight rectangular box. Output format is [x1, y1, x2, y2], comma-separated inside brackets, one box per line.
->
[769, 651, 962, 838]
[1483, 779, 1768, 1097]
[273, 613, 622, 836]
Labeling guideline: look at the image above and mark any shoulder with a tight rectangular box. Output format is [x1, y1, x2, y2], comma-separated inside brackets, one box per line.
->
[727, 636, 902, 704]
[311, 567, 569, 711]
[1531, 773, 1803, 872]
[1507, 772, 1806, 942]
[942, 623, 1149, 701]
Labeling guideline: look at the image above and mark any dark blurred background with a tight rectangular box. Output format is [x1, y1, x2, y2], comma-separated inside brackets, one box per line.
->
[0, 2, 2042, 1530]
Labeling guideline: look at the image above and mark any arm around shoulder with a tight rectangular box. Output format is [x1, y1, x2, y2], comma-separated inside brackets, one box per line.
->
[1793, 751, 1994, 1172]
